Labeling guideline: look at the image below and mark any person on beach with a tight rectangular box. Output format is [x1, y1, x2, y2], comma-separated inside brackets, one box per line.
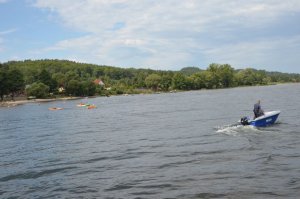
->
[253, 100, 264, 119]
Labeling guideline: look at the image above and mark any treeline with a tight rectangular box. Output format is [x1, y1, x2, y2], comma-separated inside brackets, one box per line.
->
[0, 59, 300, 100]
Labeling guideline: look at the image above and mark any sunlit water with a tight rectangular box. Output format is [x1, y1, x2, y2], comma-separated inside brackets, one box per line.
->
[1, 84, 300, 198]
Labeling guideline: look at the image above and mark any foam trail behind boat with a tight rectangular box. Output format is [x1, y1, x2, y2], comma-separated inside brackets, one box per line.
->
[215, 124, 259, 136]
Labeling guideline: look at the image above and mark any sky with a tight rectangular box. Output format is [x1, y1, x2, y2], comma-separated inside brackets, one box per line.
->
[1, 0, 300, 72]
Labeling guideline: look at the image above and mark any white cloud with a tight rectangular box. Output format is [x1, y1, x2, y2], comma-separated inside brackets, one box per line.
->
[33, 0, 300, 70]
[0, 28, 17, 35]
[203, 35, 300, 71]
[34, 0, 300, 32]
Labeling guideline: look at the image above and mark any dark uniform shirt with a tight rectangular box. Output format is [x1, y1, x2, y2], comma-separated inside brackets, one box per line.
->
[253, 103, 263, 118]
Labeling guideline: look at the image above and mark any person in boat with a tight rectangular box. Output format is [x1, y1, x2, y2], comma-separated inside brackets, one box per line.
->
[253, 100, 264, 119]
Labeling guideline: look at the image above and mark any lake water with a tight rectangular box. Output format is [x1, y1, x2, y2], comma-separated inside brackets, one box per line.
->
[1, 83, 300, 199]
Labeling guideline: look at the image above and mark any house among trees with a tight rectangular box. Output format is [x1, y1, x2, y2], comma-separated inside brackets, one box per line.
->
[93, 79, 105, 87]
[58, 87, 65, 93]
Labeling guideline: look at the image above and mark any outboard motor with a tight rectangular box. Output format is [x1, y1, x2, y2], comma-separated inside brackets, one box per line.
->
[240, 116, 250, 125]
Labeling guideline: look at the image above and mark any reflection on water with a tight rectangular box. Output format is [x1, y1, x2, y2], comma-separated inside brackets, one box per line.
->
[1, 84, 300, 198]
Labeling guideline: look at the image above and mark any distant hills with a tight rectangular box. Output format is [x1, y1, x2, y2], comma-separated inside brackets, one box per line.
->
[0, 59, 299, 99]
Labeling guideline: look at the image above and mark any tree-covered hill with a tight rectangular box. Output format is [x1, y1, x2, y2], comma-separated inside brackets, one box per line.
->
[0, 59, 299, 100]
[180, 67, 202, 75]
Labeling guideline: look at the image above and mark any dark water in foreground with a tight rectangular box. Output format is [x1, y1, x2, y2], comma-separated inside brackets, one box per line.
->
[1, 84, 300, 199]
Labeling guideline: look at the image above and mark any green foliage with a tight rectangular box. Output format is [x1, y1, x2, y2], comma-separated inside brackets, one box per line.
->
[6, 68, 24, 100]
[94, 68, 105, 77]
[96, 86, 105, 96]
[1, 59, 299, 99]
[172, 73, 190, 90]
[145, 74, 162, 90]
[207, 63, 220, 88]
[81, 81, 96, 96]
[205, 63, 236, 88]
[191, 71, 207, 89]
[65, 79, 97, 96]
[26, 82, 50, 98]
[236, 68, 260, 86]
[66, 79, 81, 96]
[0, 67, 9, 101]
[38, 69, 57, 92]
[110, 86, 124, 95]
[159, 75, 172, 91]
[52, 72, 66, 87]
[65, 71, 80, 82]
[180, 67, 202, 75]
[218, 64, 235, 88]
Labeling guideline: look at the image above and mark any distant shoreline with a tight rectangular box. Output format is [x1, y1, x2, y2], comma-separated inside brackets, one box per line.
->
[1, 82, 299, 108]
[0, 97, 84, 108]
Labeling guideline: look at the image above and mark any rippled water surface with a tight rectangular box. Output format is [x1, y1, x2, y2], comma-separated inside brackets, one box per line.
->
[1, 84, 300, 199]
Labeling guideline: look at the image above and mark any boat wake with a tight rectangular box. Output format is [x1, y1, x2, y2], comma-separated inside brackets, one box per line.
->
[215, 124, 260, 136]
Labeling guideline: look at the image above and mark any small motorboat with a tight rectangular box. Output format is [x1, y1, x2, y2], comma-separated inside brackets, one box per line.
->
[76, 103, 96, 109]
[77, 103, 90, 107]
[240, 111, 280, 127]
[48, 107, 64, 111]
[87, 105, 97, 109]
